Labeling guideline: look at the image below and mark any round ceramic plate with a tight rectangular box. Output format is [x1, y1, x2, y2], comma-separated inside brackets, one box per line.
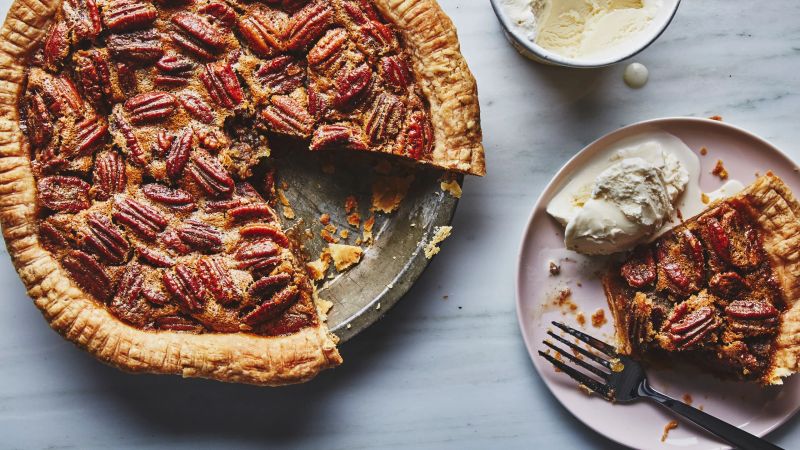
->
[516, 117, 800, 449]
[279, 149, 460, 343]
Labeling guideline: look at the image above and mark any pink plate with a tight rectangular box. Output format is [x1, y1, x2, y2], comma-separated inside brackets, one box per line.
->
[516, 117, 800, 449]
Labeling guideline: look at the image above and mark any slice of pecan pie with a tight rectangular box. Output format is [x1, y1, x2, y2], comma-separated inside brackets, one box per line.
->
[0, 0, 483, 385]
[604, 174, 800, 384]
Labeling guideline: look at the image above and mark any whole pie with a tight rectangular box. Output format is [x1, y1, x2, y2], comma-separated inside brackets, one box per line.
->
[0, 0, 483, 385]
[604, 174, 800, 384]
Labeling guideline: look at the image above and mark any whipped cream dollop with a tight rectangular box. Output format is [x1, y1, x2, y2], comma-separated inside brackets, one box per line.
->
[547, 132, 694, 255]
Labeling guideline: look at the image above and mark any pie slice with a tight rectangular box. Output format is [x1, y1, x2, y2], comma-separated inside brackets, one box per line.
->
[604, 174, 800, 384]
[0, 0, 483, 385]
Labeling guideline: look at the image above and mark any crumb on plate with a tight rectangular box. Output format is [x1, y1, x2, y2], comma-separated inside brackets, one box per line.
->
[712, 159, 728, 180]
[661, 421, 679, 442]
[591, 308, 607, 328]
[440, 178, 462, 199]
[699, 146, 708, 156]
[549, 261, 561, 276]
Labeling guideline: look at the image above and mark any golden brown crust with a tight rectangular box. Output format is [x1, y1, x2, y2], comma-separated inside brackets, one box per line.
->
[373, 0, 485, 176]
[0, 0, 342, 386]
[738, 174, 800, 384]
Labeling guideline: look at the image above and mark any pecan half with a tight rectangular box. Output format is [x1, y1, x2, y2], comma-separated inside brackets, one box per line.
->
[68, 114, 109, 158]
[166, 127, 194, 179]
[171, 12, 229, 60]
[62, 250, 113, 301]
[107, 29, 165, 65]
[136, 245, 175, 267]
[155, 53, 195, 87]
[307, 28, 347, 67]
[230, 204, 276, 223]
[63, 0, 102, 41]
[239, 223, 290, 247]
[199, 2, 237, 27]
[657, 229, 705, 297]
[113, 197, 168, 240]
[243, 285, 299, 326]
[101, 0, 158, 32]
[156, 315, 202, 332]
[364, 92, 404, 144]
[620, 246, 657, 288]
[111, 111, 146, 165]
[74, 49, 114, 109]
[142, 183, 195, 212]
[39, 74, 83, 115]
[708, 271, 748, 298]
[668, 305, 720, 350]
[163, 264, 205, 312]
[247, 272, 291, 297]
[255, 55, 305, 94]
[38, 175, 90, 213]
[92, 151, 127, 200]
[380, 55, 411, 92]
[725, 300, 779, 320]
[124, 91, 177, 125]
[25, 93, 53, 148]
[113, 264, 144, 308]
[334, 63, 372, 110]
[197, 256, 241, 304]
[179, 92, 215, 124]
[200, 61, 243, 108]
[187, 150, 234, 197]
[177, 219, 223, 252]
[238, 6, 285, 57]
[260, 96, 314, 138]
[83, 213, 130, 264]
[283, 2, 332, 51]
[234, 238, 281, 271]
[310, 124, 367, 151]
[43, 21, 70, 72]
[403, 109, 433, 160]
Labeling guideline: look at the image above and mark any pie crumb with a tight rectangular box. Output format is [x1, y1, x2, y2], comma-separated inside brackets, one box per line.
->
[306, 258, 329, 281]
[712, 159, 728, 180]
[440, 178, 462, 198]
[362, 214, 375, 246]
[339, 229, 350, 239]
[282, 206, 296, 220]
[661, 421, 679, 442]
[576, 312, 586, 326]
[591, 308, 607, 328]
[372, 175, 415, 213]
[277, 189, 290, 206]
[344, 195, 358, 214]
[329, 243, 363, 271]
[682, 393, 693, 405]
[701, 192, 710, 204]
[424, 226, 452, 259]
[316, 298, 333, 321]
[709, 115, 723, 121]
[320, 213, 331, 225]
[549, 261, 561, 276]
[699, 146, 708, 156]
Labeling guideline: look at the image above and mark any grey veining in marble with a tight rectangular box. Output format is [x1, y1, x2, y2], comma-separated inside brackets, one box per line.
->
[1, 0, 799, 448]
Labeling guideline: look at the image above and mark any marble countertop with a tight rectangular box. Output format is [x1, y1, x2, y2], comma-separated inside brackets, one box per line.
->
[1, 0, 799, 448]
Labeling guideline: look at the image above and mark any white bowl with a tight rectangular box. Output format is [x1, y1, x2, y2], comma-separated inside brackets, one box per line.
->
[489, 0, 681, 68]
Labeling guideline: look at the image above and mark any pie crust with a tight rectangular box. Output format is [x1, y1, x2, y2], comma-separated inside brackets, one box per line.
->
[605, 174, 800, 384]
[0, 0, 482, 385]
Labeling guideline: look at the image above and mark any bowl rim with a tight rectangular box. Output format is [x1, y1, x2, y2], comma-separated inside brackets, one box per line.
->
[489, 0, 682, 68]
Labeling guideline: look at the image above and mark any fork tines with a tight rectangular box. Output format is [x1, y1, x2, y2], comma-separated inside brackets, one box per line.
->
[538, 321, 619, 400]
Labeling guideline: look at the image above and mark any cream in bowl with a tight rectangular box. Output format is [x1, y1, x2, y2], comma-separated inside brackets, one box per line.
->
[493, 0, 680, 67]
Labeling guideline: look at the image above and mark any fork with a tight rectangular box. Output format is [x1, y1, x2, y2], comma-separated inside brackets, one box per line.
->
[538, 321, 784, 450]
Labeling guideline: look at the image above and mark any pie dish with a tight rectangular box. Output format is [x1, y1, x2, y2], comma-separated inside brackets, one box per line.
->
[0, 0, 483, 385]
[604, 174, 800, 384]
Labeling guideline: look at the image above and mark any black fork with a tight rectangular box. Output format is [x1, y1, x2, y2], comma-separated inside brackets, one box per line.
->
[539, 321, 784, 450]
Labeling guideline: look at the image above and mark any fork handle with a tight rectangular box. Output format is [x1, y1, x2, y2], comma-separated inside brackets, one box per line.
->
[639, 380, 784, 450]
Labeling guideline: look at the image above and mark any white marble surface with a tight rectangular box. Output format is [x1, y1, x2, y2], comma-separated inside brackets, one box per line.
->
[1, 0, 799, 448]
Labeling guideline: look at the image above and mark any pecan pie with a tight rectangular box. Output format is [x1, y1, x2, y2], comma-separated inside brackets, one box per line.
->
[0, 0, 483, 385]
[604, 175, 800, 384]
